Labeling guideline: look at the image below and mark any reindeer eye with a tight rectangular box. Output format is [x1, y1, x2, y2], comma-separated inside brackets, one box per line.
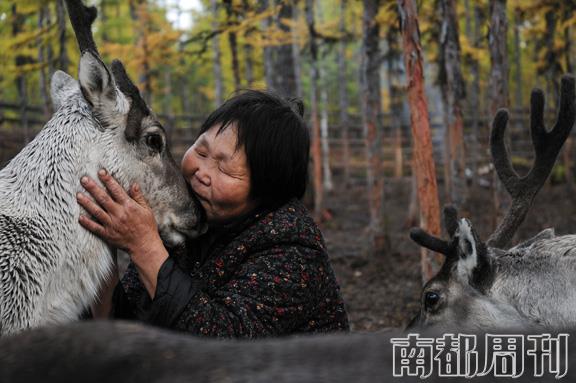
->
[145, 133, 163, 152]
[424, 291, 440, 311]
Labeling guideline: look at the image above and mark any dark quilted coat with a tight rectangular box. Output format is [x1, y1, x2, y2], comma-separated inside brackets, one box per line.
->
[112, 198, 349, 338]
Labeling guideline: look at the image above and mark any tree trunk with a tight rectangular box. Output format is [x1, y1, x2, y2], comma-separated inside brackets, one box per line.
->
[385, 22, 404, 180]
[56, 0, 69, 72]
[464, 2, 484, 185]
[101, 0, 109, 43]
[320, 67, 333, 192]
[397, 0, 442, 280]
[361, 0, 387, 254]
[223, 0, 241, 91]
[129, 0, 152, 105]
[12, 4, 30, 144]
[305, 0, 323, 221]
[565, 22, 573, 73]
[488, 0, 509, 114]
[272, 0, 298, 97]
[262, 0, 275, 90]
[438, 0, 467, 206]
[338, 0, 351, 185]
[211, 0, 224, 105]
[488, 0, 509, 232]
[292, 0, 303, 99]
[513, 8, 523, 109]
[241, 0, 255, 88]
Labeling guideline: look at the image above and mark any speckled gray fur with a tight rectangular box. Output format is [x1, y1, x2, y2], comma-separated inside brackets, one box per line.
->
[412, 221, 576, 332]
[0, 56, 202, 335]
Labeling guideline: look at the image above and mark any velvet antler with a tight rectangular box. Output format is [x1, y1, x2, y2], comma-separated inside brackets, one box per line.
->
[409, 205, 459, 257]
[487, 75, 576, 248]
[64, 0, 98, 55]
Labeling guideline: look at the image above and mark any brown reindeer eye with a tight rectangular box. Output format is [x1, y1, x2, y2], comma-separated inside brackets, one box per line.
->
[424, 291, 440, 311]
[145, 134, 163, 152]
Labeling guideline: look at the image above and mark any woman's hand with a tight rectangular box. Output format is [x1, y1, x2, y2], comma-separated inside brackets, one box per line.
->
[77, 169, 158, 255]
[77, 169, 168, 298]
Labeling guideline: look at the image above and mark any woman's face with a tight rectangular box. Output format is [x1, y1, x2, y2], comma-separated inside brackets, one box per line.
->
[181, 123, 254, 223]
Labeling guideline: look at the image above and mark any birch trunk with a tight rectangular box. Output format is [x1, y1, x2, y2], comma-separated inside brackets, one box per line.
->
[320, 67, 333, 192]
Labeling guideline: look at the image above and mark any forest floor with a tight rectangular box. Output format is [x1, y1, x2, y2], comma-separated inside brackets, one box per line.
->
[321, 177, 576, 332]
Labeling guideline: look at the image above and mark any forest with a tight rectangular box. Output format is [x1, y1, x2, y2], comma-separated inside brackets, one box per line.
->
[1, 0, 576, 330]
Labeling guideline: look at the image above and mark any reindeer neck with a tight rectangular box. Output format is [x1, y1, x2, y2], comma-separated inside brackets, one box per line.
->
[0, 101, 105, 219]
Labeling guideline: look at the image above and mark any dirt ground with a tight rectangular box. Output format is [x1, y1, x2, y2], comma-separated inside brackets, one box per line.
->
[321, 178, 576, 332]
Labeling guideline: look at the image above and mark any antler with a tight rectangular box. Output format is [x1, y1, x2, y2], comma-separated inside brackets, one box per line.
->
[409, 205, 459, 257]
[487, 75, 576, 248]
[64, 0, 99, 55]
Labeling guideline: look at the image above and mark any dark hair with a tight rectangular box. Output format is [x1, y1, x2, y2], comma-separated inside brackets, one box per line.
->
[197, 90, 310, 208]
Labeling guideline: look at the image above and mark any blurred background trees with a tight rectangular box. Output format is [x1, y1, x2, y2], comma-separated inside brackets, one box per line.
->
[1, 0, 575, 277]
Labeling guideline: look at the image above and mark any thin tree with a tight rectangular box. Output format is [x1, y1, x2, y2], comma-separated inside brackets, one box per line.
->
[463, 0, 485, 181]
[488, 0, 509, 230]
[305, 0, 323, 221]
[223, 0, 241, 91]
[291, 0, 303, 99]
[438, 0, 467, 206]
[211, 0, 224, 105]
[262, 0, 275, 90]
[272, 0, 298, 97]
[384, 9, 404, 179]
[338, 0, 351, 185]
[56, 0, 69, 72]
[361, 0, 387, 254]
[129, 0, 153, 104]
[317, 0, 333, 192]
[12, 4, 30, 144]
[488, 0, 509, 116]
[242, 0, 255, 88]
[397, 0, 442, 280]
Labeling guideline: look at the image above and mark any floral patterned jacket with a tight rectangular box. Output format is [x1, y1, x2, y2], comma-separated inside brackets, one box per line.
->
[112, 198, 349, 338]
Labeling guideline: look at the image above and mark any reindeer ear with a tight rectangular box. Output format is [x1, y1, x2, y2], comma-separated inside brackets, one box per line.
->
[50, 70, 77, 110]
[78, 51, 115, 108]
[455, 219, 483, 281]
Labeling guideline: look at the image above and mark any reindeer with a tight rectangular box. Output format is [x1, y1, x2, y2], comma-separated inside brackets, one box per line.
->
[409, 75, 576, 332]
[0, 320, 574, 382]
[0, 0, 205, 335]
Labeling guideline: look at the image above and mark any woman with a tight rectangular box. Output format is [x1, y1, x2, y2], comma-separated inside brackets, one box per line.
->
[77, 90, 349, 338]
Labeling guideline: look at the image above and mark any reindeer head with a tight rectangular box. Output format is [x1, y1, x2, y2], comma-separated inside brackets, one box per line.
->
[55, 0, 206, 246]
[408, 208, 526, 331]
[409, 75, 576, 331]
